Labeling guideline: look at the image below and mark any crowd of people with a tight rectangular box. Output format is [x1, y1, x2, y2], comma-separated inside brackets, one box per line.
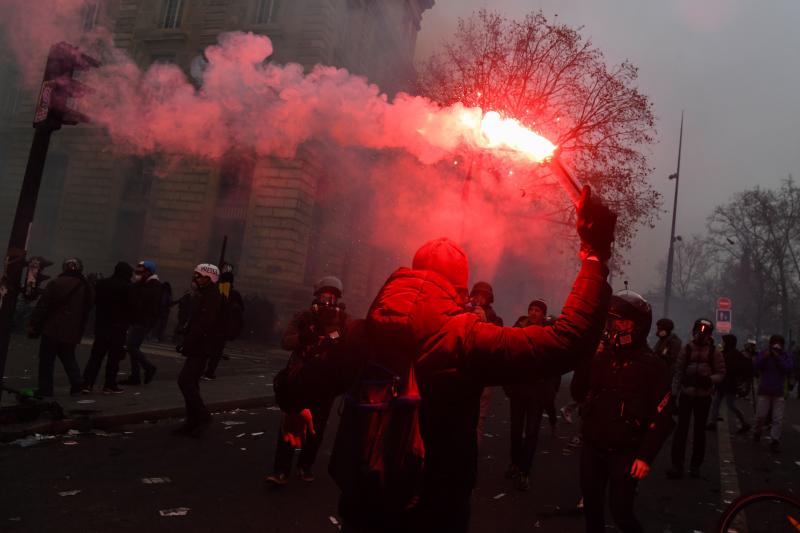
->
[26, 257, 243, 437]
[20, 185, 799, 533]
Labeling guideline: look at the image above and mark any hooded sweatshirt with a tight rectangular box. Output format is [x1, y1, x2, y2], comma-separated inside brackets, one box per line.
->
[756, 348, 793, 397]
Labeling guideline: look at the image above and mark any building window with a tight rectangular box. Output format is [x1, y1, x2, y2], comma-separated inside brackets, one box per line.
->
[163, 0, 184, 29]
[256, 0, 279, 24]
[82, 3, 98, 32]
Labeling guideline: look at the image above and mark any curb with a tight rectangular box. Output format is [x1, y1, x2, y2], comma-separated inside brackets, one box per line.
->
[1, 394, 274, 443]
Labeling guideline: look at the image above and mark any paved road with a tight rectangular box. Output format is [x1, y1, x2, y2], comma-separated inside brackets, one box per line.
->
[1, 383, 798, 532]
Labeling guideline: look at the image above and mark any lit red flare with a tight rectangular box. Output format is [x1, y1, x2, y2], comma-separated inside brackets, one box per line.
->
[476, 111, 557, 162]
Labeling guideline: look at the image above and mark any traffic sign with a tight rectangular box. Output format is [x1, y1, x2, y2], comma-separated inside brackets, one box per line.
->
[716, 308, 732, 333]
[717, 297, 732, 310]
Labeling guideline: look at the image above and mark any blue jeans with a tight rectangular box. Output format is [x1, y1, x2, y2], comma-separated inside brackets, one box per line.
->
[126, 325, 155, 382]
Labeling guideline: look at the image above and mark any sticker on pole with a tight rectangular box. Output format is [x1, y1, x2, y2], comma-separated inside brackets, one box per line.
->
[716, 308, 732, 334]
[34, 80, 55, 125]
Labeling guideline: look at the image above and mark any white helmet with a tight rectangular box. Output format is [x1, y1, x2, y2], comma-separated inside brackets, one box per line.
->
[314, 275, 343, 297]
[194, 263, 220, 283]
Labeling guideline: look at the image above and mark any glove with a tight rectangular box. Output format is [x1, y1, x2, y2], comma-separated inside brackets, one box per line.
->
[576, 186, 617, 262]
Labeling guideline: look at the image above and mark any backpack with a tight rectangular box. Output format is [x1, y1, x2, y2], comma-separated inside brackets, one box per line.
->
[328, 355, 425, 513]
[220, 290, 244, 341]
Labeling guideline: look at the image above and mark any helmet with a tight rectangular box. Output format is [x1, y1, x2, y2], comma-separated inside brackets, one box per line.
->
[62, 258, 84, 273]
[656, 318, 674, 333]
[194, 263, 220, 283]
[693, 318, 714, 337]
[605, 290, 652, 350]
[470, 281, 494, 303]
[769, 334, 785, 348]
[528, 299, 547, 314]
[314, 276, 343, 297]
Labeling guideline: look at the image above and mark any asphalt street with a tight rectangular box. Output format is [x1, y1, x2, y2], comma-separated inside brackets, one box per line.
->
[1, 384, 799, 533]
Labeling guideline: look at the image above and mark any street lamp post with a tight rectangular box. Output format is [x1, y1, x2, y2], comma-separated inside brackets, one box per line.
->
[663, 112, 684, 318]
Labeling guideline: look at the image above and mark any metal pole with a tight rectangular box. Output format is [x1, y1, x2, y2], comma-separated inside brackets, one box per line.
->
[663, 112, 684, 318]
[0, 124, 57, 405]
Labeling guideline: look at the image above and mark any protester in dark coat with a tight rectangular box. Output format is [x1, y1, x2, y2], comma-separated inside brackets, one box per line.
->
[152, 281, 173, 342]
[706, 334, 751, 434]
[469, 281, 503, 450]
[653, 318, 682, 373]
[503, 298, 554, 491]
[203, 269, 244, 380]
[173, 263, 224, 437]
[668, 319, 726, 478]
[275, 186, 617, 533]
[266, 276, 348, 486]
[82, 262, 133, 393]
[29, 258, 95, 396]
[120, 260, 161, 385]
[572, 292, 674, 533]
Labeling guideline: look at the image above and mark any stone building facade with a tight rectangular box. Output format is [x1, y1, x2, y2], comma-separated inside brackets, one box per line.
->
[0, 0, 434, 334]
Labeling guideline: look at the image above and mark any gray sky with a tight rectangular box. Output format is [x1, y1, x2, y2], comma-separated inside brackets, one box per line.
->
[416, 0, 800, 294]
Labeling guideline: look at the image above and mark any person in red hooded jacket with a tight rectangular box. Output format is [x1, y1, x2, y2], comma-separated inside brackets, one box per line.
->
[276, 187, 616, 533]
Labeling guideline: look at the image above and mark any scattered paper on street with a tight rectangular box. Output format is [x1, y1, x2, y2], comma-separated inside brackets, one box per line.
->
[76, 399, 95, 404]
[159, 507, 190, 517]
[58, 490, 81, 497]
[142, 477, 171, 484]
[222, 420, 246, 426]
[63, 441, 79, 446]
[493, 493, 506, 500]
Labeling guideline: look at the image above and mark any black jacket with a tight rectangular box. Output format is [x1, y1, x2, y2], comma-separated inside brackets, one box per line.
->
[182, 283, 224, 358]
[573, 347, 674, 464]
[94, 263, 133, 334]
[131, 276, 162, 328]
[30, 271, 95, 345]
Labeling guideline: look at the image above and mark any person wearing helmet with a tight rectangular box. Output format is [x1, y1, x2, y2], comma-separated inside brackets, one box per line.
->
[468, 281, 503, 326]
[275, 187, 616, 533]
[572, 291, 674, 533]
[653, 318, 682, 372]
[29, 258, 95, 397]
[667, 318, 725, 479]
[752, 334, 794, 453]
[266, 276, 348, 486]
[120, 260, 161, 386]
[173, 263, 224, 437]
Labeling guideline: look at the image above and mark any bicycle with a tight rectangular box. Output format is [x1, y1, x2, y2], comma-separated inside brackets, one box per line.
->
[717, 490, 800, 532]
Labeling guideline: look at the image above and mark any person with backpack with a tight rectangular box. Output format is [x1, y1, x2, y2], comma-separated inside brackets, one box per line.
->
[275, 186, 616, 533]
[120, 260, 161, 386]
[752, 334, 794, 453]
[29, 258, 95, 397]
[705, 334, 751, 434]
[266, 276, 348, 487]
[173, 263, 225, 437]
[203, 265, 244, 380]
[667, 319, 726, 479]
[572, 291, 674, 533]
[82, 262, 133, 394]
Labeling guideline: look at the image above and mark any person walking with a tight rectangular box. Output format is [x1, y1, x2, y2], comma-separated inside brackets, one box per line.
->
[706, 334, 751, 434]
[752, 334, 794, 453]
[120, 260, 161, 386]
[203, 267, 244, 380]
[173, 263, 224, 437]
[266, 276, 348, 486]
[504, 298, 553, 491]
[667, 319, 725, 479]
[572, 291, 674, 533]
[653, 318, 682, 373]
[29, 258, 95, 397]
[82, 262, 133, 394]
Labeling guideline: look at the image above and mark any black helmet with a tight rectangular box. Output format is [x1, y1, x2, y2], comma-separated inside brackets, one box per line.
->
[62, 258, 84, 273]
[656, 318, 674, 333]
[605, 290, 652, 350]
[693, 318, 714, 337]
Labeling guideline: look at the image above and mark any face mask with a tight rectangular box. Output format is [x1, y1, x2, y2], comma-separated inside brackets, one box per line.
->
[772, 343, 782, 351]
[132, 274, 143, 283]
[657, 330, 667, 338]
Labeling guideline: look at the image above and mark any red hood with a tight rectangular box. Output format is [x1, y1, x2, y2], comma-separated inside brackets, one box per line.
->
[366, 267, 465, 361]
[411, 237, 468, 292]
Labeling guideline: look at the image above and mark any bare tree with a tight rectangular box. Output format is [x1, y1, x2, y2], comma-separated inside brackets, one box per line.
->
[418, 9, 660, 251]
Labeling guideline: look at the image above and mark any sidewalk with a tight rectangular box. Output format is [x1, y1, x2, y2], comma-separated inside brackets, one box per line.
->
[1, 334, 289, 442]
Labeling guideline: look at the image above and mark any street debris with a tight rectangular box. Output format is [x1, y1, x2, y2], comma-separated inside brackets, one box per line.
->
[493, 493, 506, 500]
[250, 432, 264, 437]
[795, 461, 800, 467]
[222, 420, 246, 426]
[159, 507, 190, 517]
[142, 477, 171, 484]
[329, 516, 340, 526]
[76, 399, 95, 404]
[236, 433, 246, 438]
[58, 490, 81, 497]
[63, 441, 79, 446]
[67, 429, 80, 436]
[240, 448, 247, 451]
[266, 406, 281, 411]
[10, 433, 57, 447]
[8, 517, 21, 521]
[533, 520, 541, 528]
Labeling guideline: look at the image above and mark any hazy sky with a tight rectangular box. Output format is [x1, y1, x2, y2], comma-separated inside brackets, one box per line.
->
[416, 0, 800, 294]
